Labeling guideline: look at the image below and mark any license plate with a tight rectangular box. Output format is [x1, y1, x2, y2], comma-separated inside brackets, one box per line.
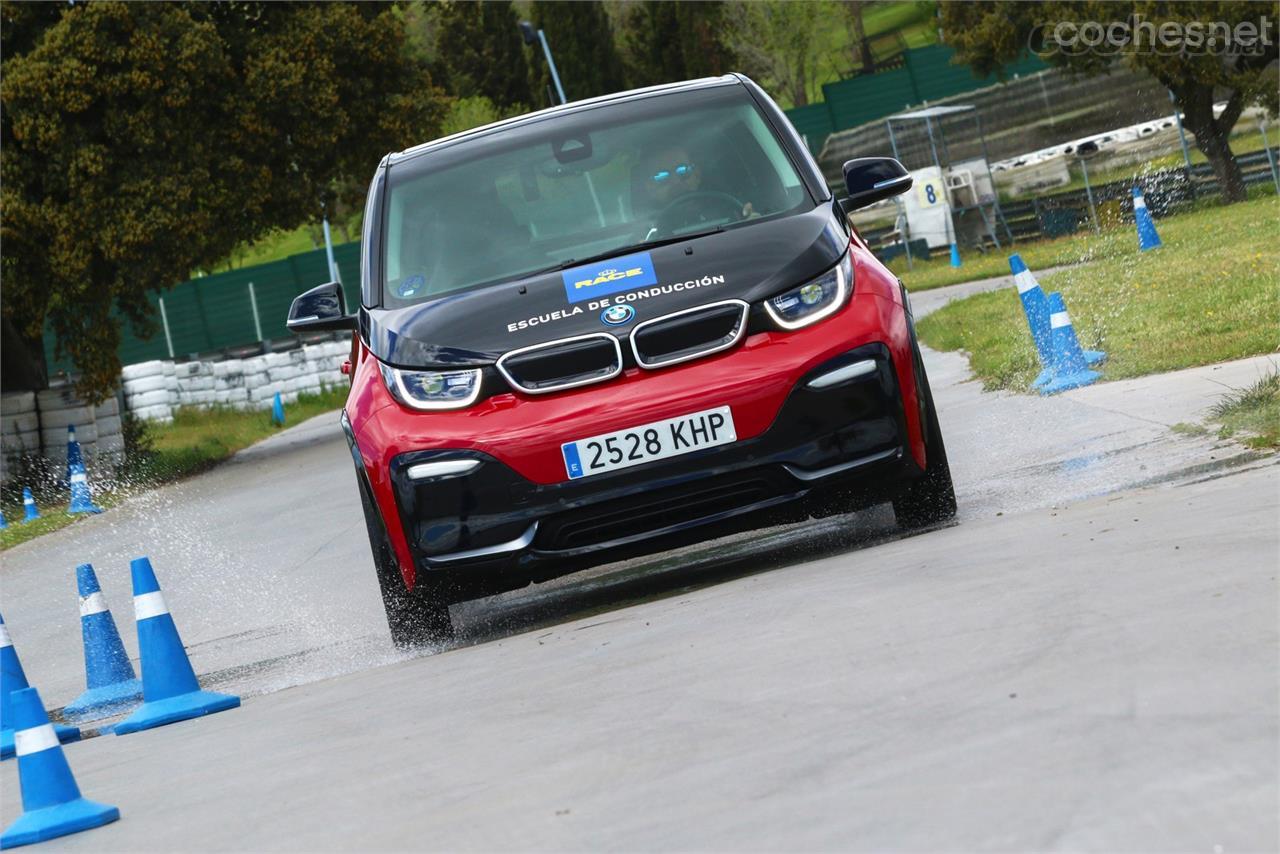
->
[562, 406, 736, 479]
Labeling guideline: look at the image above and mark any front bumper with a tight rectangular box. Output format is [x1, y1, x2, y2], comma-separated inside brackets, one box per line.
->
[348, 255, 923, 590]
[383, 343, 915, 588]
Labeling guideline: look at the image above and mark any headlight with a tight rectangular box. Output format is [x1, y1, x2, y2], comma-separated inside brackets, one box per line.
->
[764, 250, 853, 330]
[380, 363, 482, 410]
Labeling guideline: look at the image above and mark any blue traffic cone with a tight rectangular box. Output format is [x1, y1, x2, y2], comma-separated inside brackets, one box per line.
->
[66, 462, 102, 515]
[1, 509, 7, 529]
[113, 557, 239, 735]
[1133, 186, 1162, 251]
[1040, 291, 1102, 395]
[64, 426, 83, 485]
[62, 564, 143, 722]
[20, 489, 39, 523]
[271, 392, 285, 426]
[0, 687, 119, 848]
[1009, 254, 1056, 389]
[1010, 255, 1105, 389]
[1, 612, 80, 761]
[949, 243, 961, 268]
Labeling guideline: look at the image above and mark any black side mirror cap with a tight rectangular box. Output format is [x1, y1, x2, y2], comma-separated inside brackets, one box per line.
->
[840, 157, 913, 212]
[287, 281, 356, 332]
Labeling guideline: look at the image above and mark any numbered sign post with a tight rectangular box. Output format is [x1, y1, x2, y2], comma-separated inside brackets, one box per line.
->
[900, 166, 956, 250]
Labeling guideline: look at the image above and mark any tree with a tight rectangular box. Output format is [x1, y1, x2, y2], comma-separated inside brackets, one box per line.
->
[726, 0, 827, 108]
[938, 1, 1279, 203]
[840, 1, 872, 75]
[1, 3, 447, 399]
[530, 1, 627, 105]
[619, 1, 737, 89]
[433, 0, 534, 111]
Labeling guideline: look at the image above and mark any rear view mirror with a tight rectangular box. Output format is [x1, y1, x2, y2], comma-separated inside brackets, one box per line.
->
[840, 157, 912, 212]
[287, 281, 355, 332]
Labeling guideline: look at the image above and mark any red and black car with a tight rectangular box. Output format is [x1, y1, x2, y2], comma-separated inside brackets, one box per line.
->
[288, 75, 955, 646]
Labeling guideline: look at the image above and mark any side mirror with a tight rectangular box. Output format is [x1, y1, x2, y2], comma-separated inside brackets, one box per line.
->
[287, 281, 355, 332]
[840, 157, 912, 212]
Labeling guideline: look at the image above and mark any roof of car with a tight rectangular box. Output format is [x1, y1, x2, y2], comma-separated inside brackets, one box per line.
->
[387, 75, 744, 167]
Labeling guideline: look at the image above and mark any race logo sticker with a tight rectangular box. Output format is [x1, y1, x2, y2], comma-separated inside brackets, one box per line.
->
[563, 251, 657, 303]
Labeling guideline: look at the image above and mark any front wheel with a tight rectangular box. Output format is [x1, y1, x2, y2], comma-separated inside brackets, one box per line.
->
[356, 471, 456, 648]
[893, 340, 957, 529]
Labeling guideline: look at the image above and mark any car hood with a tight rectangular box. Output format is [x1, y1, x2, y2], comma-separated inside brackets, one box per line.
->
[364, 203, 848, 368]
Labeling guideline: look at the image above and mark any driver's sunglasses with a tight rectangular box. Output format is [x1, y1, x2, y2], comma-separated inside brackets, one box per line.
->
[651, 163, 695, 184]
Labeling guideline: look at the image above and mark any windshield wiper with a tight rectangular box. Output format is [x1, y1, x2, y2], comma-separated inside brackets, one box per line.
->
[551, 226, 726, 274]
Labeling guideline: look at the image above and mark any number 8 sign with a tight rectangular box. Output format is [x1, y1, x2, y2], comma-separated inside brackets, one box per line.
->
[918, 181, 942, 207]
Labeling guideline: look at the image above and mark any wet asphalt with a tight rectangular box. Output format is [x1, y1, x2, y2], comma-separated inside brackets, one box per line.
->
[0, 276, 1276, 849]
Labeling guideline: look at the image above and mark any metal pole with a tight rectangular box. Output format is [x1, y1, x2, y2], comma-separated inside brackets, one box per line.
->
[1037, 73, 1055, 126]
[1080, 157, 1100, 233]
[1258, 117, 1280, 195]
[898, 198, 913, 271]
[936, 116, 953, 169]
[322, 216, 341, 284]
[532, 30, 602, 225]
[1169, 90, 1197, 199]
[158, 297, 175, 359]
[538, 30, 567, 105]
[974, 113, 1011, 245]
[886, 119, 901, 162]
[248, 281, 264, 341]
[924, 116, 955, 248]
[1168, 90, 1194, 172]
[886, 119, 911, 265]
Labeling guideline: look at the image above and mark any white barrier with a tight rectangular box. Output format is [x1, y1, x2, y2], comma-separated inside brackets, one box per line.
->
[3, 338, 349, 485]
[119, 338, 348, 422]
[1, 384, 127, 484]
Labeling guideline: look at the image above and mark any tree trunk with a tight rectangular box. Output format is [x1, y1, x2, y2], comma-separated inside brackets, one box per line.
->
[1194, 127, 1248, 203]
[1, 314, 48, 392]
[842, 1, 870, 74]
[1176, 84, 1248, 204]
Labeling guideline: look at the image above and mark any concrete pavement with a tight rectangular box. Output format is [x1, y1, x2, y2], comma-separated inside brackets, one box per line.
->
[2, 271, 1276, 849]
[4, 461, 1275, 851]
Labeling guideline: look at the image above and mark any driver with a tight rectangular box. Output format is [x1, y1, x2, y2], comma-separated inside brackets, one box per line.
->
[636, 145, 755, 233]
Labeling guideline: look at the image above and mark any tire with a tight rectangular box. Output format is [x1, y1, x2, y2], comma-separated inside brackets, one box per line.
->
[124, 374, 170, 396]
[355, 468, 455, 648]
[121, 360, 169, 381]
[893, 334, 957, 530]
[127, 389, 171, 409]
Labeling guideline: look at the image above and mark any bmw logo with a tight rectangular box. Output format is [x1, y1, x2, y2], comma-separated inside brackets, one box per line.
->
[601, 304, 635, 326]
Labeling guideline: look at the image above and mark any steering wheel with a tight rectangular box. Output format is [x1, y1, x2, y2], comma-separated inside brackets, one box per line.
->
[653, 190, 745, 236]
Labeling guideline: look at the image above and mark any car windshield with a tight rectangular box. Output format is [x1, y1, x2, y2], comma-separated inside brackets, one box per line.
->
[381, 84, 811, 307]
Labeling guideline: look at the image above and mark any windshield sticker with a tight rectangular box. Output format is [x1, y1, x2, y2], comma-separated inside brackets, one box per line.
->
[397, 275, 426, 298]
[563, 251, 658, 303]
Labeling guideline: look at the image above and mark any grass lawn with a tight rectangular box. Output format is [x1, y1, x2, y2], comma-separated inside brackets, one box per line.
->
[1207, 370, 1280, 450]
[800, 1, 938, 108]
[885, 230, 1105, 292]
[213, 225, 321, 272]
[209, 210, 362, 273]
[887, 184, 1278, 292]
[0, 386, 348, 551]
[915, 194, 1280, 392]
[1045, 129, 1277, 199]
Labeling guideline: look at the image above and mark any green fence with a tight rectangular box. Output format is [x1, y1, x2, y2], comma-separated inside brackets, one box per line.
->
[44, 242, 361, 372]
[785, 45, 1047, 155]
